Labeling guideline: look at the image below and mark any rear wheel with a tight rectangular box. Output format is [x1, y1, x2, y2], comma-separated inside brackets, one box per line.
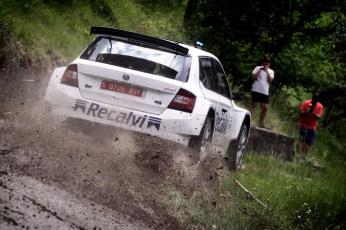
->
[189, 117, 213, 152]
[226, 123, 248, 170]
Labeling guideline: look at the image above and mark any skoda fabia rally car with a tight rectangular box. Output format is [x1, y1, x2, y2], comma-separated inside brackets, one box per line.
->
[45, 27, 251, 170]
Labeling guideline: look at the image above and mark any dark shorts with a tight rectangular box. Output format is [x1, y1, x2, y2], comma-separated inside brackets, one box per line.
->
[251, 92, 269, 104]
[299, 127, 316, 145]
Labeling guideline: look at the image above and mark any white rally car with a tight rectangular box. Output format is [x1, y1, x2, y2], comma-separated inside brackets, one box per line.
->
[45, 27, 251, 170]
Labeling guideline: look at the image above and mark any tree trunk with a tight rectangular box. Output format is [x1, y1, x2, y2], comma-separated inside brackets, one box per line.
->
[183, 0, 199, 26]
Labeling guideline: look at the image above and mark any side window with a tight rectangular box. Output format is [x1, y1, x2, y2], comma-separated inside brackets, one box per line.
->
[213, 60, 230, 98]
[199, 58, 217, 91]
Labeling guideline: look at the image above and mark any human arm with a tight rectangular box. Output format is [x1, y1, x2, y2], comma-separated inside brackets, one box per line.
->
[264, 68, 274, 83]
[299, 101, 312, 115]
[299, 102, 323, 119]
[252, 66, 262, 80]
[313, 103, 324, 118]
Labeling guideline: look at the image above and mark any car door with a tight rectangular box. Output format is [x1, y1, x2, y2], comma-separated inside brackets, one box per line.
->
[199, 57, 234, 148]
[212, 59, 236, 149]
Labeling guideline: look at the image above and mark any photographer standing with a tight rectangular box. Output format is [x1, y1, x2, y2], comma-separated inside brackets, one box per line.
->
[250, 57, 274, 128]
[299, 95, 324, 153]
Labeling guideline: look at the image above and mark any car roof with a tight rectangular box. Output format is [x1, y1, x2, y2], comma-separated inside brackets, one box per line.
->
[179, 43, 219, 60]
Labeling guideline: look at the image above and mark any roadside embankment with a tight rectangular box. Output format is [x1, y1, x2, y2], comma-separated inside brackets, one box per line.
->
[247, 126, 295, 160]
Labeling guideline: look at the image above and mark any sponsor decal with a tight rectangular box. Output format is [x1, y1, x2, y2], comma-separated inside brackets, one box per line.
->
[147, 117, 162, 131]
[73, 99, 88, 113]
[215, 111, 230, 134]
[163, 87, 176, 93]
[72, 100, 161, 131]
[123, 74, 130, 81]
[227, 117, 233, 132]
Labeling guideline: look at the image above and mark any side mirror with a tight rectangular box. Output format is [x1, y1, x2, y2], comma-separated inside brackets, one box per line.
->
[231, 92, 244, 101]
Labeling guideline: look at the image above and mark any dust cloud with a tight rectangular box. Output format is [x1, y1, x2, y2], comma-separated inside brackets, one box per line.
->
[0, 70, 224, 229]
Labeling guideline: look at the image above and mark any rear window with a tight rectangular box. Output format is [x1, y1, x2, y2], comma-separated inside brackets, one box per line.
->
[80, 37, 191, 82]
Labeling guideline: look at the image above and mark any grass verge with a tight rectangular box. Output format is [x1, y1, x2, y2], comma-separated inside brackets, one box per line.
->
[0, 0, 188, 65]
[161, 145, 346, 229]
[2, 1, 345, 229]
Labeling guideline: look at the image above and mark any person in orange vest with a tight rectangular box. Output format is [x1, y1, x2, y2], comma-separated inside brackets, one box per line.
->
[299, 95, 324, 153]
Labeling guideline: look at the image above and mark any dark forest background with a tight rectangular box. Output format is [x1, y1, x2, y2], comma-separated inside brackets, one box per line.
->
[183, 0, 346, 130]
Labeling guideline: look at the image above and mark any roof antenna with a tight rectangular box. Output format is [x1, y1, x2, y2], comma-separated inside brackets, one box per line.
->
[195, 40, 204, 49]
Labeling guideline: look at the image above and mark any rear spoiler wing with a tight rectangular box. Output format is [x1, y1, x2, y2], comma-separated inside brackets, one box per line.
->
[90, 27, 189, 56]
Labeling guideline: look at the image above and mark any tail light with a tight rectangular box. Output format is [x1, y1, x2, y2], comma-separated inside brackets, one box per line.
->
[60, 64, 78, 87]
[168, 88, 196, 113]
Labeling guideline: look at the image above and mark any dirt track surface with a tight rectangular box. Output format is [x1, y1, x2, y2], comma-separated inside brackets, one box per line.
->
[0, 174, 151, 230]
[0, 71, 223, 229]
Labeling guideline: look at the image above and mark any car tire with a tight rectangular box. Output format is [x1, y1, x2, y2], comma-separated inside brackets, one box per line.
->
[189, 117, 213, 152]
[226, 123, 248, 170]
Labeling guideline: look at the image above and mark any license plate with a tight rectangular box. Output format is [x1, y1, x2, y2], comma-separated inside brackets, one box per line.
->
[100, 81, 144, 97]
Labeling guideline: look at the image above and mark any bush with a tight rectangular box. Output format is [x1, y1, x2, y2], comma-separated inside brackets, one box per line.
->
[0, 24, 27, 77]
[89, 0, 117, 23]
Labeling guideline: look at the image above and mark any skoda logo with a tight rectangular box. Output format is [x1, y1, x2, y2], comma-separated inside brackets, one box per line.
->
[123, 74, 130, 81]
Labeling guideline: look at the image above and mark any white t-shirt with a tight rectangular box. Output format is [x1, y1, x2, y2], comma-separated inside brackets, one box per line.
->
[251, 66, 274, 95]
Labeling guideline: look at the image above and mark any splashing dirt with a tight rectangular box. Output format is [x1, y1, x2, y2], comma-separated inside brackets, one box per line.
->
[0, 70, 224, 229]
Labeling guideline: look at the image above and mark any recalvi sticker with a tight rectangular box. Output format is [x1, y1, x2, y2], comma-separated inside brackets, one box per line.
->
[72, 99, 161, 131]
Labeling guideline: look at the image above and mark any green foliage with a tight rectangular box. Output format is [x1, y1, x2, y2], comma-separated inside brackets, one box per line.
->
[89, 0, 117, 22]
[108, 0, 187, 41]
[0, 0, 111, 61]
[2, 1, 346, 228]
[310, 130, 346, 161]
[184, 0, 346, 124]
[0, 0, 187, 62]
[162, 180, 273, 230]
[0, 24, 28, 81]
[163, 151, 346, 229]
[163, 146, 346, 229]
[238, 153, 346, 229]
[323, 11, 346, 62]
[0, 25, 24, 67]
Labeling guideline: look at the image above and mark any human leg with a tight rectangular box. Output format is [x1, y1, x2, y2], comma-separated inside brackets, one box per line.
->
[299, 127, 315, 153]
[299, 127, 307, 153]
[250, 101, 257, 115]
[303, 128, 316, 152]
[250, 92, 258, 116]
[302, 143, 311, 153]
[259, 102, 268, 127]
[251, 92, 269, 127]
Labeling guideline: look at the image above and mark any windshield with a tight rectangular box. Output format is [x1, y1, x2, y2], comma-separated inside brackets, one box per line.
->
[80, 37, 191, 82]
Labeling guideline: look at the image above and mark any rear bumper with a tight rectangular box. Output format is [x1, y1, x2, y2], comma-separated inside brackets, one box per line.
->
[45, 69, 206, 145]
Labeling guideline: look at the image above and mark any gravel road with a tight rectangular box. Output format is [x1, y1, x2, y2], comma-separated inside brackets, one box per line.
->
[0, 71, 221, 229]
